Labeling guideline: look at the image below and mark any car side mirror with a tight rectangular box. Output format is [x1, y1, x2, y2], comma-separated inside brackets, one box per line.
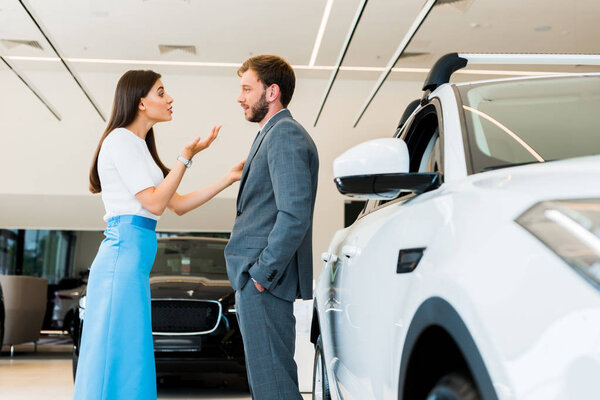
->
[333, 138, 440, 199]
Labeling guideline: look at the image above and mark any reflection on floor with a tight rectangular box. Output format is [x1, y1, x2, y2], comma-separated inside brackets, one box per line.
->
[0, 335, 311, 400]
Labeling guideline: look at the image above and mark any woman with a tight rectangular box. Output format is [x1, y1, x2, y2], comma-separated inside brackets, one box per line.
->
[73, 70, 243, 400]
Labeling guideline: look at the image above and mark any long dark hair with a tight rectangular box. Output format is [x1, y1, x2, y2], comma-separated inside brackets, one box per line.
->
[89, 70, 170, 194]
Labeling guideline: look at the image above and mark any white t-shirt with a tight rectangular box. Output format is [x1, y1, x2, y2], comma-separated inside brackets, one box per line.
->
[98, 128, 165, 221]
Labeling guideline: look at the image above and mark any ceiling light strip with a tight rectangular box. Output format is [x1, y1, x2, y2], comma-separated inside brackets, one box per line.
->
[4, 56, 583, 77]
[390, 67, 568, 76]
[5, 56, 60, 62]
[309, 0, 335, 68]
[352, 0, 437, 127]
[313, 0, 368, 127]
[1, 56, 61, 121]
[18, 0, 106, 121]
[71, 58, 242, 68]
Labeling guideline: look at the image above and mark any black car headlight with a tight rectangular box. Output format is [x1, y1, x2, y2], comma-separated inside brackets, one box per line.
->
[517, 199, 600, 288]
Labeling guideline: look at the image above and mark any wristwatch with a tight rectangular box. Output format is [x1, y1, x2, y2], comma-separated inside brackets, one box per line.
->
[177, 155, 192, 169]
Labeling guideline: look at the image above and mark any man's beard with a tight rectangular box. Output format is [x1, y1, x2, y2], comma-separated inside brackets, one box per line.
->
[247, 92, 269, 123]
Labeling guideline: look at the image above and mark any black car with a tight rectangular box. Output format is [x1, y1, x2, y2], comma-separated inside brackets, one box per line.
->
[0, 283, 4, 350]
[72, 236, 245, 378]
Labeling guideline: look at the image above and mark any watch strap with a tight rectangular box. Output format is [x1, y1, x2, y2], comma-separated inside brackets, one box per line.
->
[177, 155, 192, 168]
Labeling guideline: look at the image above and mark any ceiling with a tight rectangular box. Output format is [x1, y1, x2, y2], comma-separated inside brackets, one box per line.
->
[0, 0, 599, 231]
[1, 0, 599, 123]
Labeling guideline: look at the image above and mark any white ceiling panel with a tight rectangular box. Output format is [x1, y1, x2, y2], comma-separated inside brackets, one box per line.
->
[20, 0, 330, 64]
[338, 0, 427, 67]
[394, 0, 600, 70]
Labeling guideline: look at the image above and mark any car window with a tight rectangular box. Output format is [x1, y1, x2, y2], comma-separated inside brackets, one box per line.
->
[457, 75, 600, 172]
[419, 130, 441, 173]
[374, 103, 442, 209]
[151, 240, 228, 279]
[402, 104, 440, 172]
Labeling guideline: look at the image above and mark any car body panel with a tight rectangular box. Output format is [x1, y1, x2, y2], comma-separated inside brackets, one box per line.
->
[52, 285, 84, 330]
[314, 70, 600, 399]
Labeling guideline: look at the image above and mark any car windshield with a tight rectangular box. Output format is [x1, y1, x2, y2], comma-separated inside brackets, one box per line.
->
[457, 75, 600, 173]
[151, 239, 228, 279]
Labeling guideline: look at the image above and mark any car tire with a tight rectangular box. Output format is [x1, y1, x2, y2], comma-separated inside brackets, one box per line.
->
[72, 345, 79, 381]
[64, 311, 76, 339]
[426, 373, 481, 400]
[312, 335, 331, 400]
[0, 320, 4, 354]
[72, 319, 81, 381]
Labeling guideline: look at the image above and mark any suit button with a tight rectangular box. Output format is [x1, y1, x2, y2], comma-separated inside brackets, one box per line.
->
[236, 210, 242, 216]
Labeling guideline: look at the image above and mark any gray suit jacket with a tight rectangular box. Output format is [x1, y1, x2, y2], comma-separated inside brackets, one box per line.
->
[225, 109, 319, 301]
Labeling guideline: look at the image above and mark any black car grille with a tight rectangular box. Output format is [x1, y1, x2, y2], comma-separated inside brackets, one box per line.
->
[151, 300, 221, 333]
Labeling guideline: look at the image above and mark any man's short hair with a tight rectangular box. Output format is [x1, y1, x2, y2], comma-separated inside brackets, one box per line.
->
[238, 55, 295, 107]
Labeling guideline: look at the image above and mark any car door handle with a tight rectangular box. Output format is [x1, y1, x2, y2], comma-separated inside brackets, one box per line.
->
[341, 245, 360, 259]
[321, 252, 338, 263]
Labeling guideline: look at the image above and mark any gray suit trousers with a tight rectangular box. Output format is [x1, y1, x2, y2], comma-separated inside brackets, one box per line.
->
[235, 281, 303, 400]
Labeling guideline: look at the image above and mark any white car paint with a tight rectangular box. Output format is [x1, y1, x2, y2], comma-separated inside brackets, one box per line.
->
[313, 73, 600, 400]
[333, 138, 410, 179]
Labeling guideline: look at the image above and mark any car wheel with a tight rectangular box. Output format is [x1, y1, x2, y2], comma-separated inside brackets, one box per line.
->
[426, 373, 481, 400]
[64, 311, 76, 339]
[312, 335, 331, 400]
[72, 319, 81, 381]
[72, 345, 79, 381]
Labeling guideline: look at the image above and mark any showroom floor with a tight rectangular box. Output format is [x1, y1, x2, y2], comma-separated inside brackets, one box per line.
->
[0, 337, 311, 400]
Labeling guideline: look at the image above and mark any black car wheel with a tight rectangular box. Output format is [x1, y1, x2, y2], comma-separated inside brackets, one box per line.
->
[312, 335, 331, 400]
[64, 311, 76, 339]
[426, 373, 481, 400]
[72, 345, 79, 380]
[72, 318, 82, 381]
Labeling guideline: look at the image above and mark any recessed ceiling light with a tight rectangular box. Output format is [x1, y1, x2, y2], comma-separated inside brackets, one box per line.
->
[158, 45, 196, 55]
[0, 39, 43, 51]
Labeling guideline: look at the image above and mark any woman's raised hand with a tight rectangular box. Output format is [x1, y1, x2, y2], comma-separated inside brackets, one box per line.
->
[182, 125, 221, 159]
[227, 159, 246, 184]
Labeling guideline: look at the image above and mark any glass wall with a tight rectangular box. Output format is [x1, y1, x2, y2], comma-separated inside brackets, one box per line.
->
[23, 230, 74, 284]
[0, 229, 18, 275]
[0, 229, 75, 285]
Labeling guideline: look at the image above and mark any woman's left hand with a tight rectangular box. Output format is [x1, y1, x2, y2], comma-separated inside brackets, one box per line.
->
[183, 125, 221, 159]
[227, 159, 246, 184]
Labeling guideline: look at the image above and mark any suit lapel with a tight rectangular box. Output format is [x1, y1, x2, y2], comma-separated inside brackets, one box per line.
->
[236, 109, 291, 207]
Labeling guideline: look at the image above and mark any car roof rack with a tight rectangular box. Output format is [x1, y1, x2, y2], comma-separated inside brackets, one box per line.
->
[422, 52, 600, 93]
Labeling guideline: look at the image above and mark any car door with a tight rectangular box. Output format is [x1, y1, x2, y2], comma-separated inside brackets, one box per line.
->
[332, 103, 446, 399]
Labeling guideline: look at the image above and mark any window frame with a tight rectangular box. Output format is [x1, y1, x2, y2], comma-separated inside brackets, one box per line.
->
[356, 98, 446, 219]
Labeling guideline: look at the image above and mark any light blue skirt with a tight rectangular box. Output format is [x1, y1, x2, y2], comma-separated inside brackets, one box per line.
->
[74, 215, 158, 400]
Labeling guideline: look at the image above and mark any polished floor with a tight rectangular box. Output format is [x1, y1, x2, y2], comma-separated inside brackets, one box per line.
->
[0, 337, 312, 400]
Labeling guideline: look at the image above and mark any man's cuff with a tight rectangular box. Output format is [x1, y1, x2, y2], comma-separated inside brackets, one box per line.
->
[248, 262, 272, 290]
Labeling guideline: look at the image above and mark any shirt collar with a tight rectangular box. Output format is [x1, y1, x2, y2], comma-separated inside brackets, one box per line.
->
[260, 108, 288, 134]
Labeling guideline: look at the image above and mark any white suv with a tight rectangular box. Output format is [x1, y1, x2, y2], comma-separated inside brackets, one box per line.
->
[310, 53, 600, 400]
